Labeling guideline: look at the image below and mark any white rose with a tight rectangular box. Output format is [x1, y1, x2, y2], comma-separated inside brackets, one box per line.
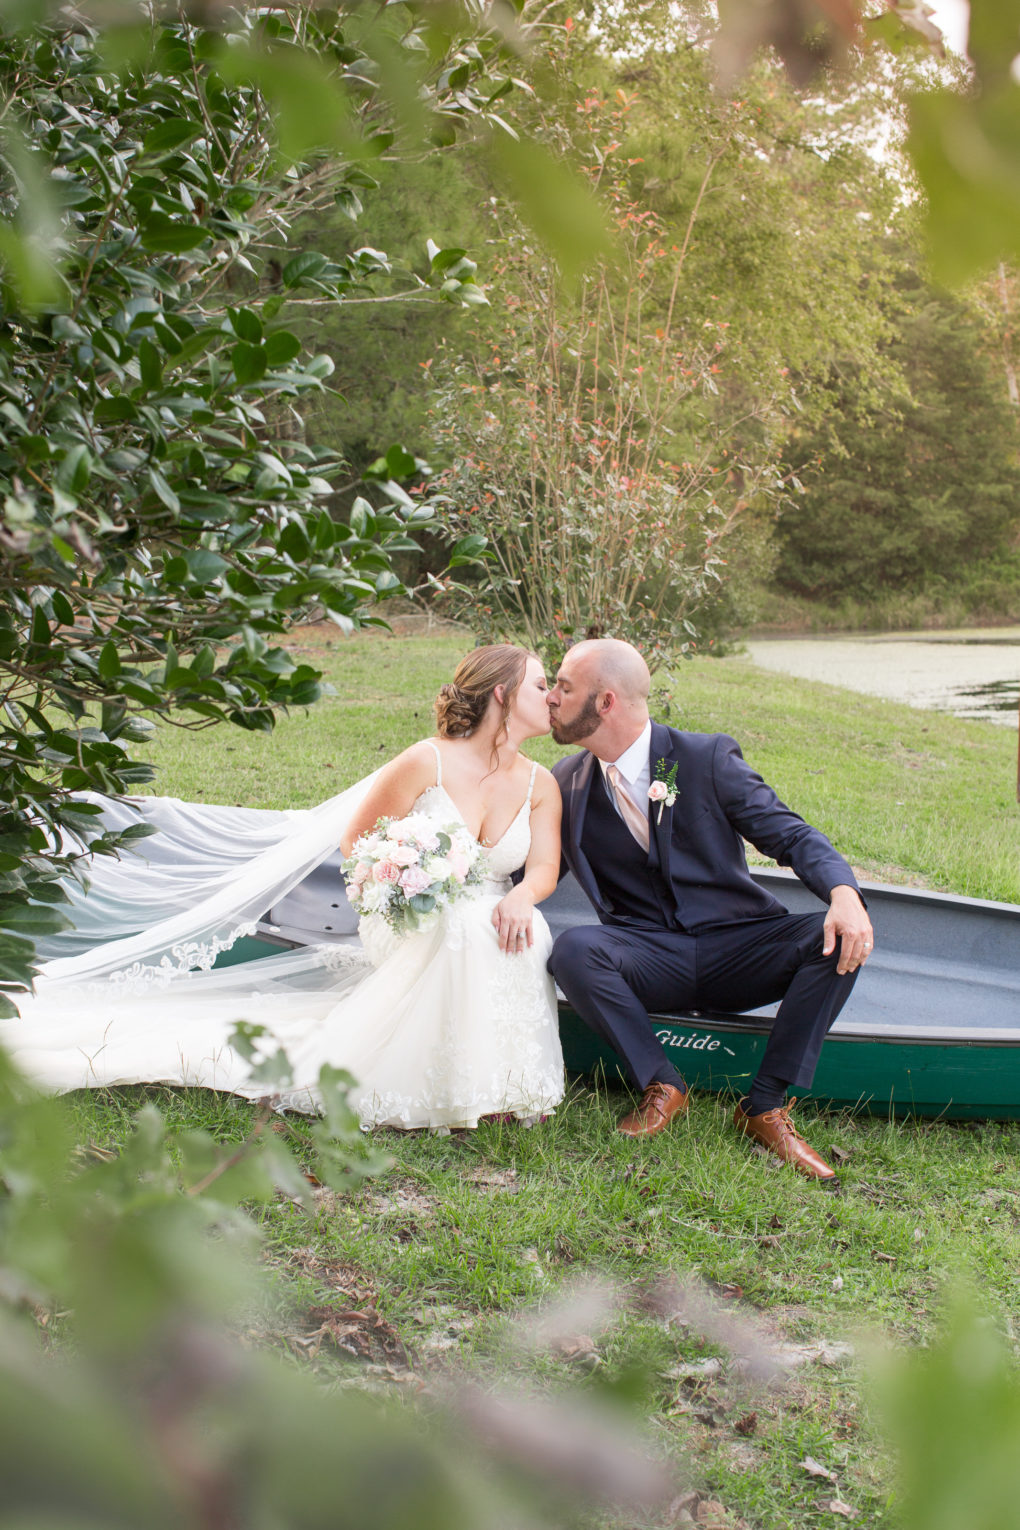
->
[360, 880, 390, 914]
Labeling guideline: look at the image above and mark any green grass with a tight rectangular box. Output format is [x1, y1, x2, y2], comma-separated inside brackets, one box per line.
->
[64, 1078, 1020, 1528]
[67, 628, 1020, 1527]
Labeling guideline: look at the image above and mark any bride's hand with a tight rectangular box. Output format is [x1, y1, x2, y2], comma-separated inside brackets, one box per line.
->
[492, 885, 536, 954]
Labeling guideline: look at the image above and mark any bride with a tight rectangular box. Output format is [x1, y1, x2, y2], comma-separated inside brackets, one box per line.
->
[2, 645, 566, 1130]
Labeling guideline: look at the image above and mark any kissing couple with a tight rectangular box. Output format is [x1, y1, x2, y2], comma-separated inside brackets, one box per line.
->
[4, 640, 872, 1183]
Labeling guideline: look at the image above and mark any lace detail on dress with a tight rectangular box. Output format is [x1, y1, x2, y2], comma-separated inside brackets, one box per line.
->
[98, 921, 260, 996]
[311, 943, 373, 976]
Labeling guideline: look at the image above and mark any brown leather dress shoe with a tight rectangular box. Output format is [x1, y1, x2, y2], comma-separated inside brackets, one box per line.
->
[618, 1082, 690, 1138]
[733, 1099, 837, 1182]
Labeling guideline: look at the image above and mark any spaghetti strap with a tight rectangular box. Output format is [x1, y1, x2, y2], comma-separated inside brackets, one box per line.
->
[427, 739, 442, 788]
[525, 759, 538, 804]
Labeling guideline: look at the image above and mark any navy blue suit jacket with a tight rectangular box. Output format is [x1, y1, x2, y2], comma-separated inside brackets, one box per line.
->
[552, 722, 860, 935]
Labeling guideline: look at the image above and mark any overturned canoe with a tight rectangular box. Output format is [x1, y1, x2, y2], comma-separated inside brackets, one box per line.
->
[257, 858, 1020, 1122]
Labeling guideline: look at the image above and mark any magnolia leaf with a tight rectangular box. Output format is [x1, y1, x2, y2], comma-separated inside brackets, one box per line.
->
[139, 214, 209, 253]
[489, 135, 612, 284]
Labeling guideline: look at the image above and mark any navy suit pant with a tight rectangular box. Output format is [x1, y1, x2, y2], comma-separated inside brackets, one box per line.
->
[548, 913, 858, 1094]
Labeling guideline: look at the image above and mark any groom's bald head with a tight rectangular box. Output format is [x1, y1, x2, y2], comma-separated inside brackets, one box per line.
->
[566, 640, 650, 704]
[547, 639, 651, 755]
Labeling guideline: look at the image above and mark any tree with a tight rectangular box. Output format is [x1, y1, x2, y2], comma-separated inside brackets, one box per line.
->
[774, 272, 1020, 605]
[423, 22, 905, 664]
[0, 2, 529, 1007]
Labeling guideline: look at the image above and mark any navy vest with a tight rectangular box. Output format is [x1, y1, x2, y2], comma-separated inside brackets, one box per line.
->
[581, 767, 679, 929]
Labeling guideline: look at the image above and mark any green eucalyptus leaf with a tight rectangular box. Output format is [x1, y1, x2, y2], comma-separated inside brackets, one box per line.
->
[138, 337, 163, 392]
[229, 308, 263, 344]
[281, 251, 329, 287]
[232, 342, 267, 384]
[148, 466, 180, 513]
[139, 213, 209, 253]
[265, 330, 302, 367]
[143, 119, 203, 156]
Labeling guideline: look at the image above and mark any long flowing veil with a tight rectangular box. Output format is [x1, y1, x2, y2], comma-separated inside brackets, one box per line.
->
[4, 776, 383, 1095]
[33, 775, 379, 981]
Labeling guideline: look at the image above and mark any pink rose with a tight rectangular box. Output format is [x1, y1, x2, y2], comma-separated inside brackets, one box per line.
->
[389, 843, 420, 867]
[373, 860, 401, 884]
[399, 865, 432, 897]
[446, 850, 469, 882]
[351, 861, 372, 885]
[648, 781, 668, 802]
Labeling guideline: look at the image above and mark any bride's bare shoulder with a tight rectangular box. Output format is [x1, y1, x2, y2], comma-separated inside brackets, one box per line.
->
[385, 738, 441, 780]
[521, 758, 558, 796]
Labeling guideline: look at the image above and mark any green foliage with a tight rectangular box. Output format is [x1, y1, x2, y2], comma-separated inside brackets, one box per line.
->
[907, 0, 1020, 283]
[0, 5, 511, 1001]
[424, 30, 905, 665]
[295, 150, 501, 525]
[775, 275, 1020, 601]
[879, 1299, 1020, 1530]
[0, 1045, 678, 1529]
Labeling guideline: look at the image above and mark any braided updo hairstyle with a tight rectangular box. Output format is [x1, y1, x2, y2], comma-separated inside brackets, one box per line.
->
[434, 644, 530, 753]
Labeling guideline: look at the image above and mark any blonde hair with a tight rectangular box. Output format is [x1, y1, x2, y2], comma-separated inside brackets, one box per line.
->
[434, 644, 531, 753]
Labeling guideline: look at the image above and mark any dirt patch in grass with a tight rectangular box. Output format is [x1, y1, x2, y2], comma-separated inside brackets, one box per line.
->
[462, 1165, 520, 1192]
[365, 1184, 441, 1218]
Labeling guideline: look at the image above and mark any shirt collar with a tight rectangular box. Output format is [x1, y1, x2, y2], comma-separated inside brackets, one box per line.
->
[601, 719, 652, 787]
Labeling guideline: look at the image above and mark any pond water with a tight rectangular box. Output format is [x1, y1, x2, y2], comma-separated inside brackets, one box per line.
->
[744, 628, 1020, 728]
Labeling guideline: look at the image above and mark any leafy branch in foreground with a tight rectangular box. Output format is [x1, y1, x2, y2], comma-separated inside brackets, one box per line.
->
[0, 1031, 1012, 1530]
[0, 4, 507, 1004]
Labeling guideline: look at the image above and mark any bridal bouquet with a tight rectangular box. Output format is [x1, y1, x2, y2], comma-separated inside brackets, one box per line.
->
[342, 814, 488, 935]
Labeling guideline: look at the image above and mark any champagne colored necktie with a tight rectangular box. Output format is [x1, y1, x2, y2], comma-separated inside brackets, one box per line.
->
[607, 764, 650, 852]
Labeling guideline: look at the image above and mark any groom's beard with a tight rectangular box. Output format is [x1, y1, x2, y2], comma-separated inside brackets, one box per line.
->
[548, 691, 602, 745]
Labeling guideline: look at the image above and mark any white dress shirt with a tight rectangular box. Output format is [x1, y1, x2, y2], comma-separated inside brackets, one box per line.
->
[600, 720, 652, 820]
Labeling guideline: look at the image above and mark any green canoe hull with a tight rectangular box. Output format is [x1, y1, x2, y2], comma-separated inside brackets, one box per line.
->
[224, 930, 1020, 1120]
[557, 1006, 1020, 1121]
[234, 862, 1020, 1122]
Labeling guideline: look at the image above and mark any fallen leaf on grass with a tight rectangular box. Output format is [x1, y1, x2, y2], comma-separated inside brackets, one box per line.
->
[707, 1280, 743, 1301]
[667, 1358, 724, 1382]
[277, 1247, 376, 1304]
[695, 1499, 729, 1525]
[304, 1304, 413, 1369]
[667, 1488, 700, 1523]
[826, 1499, 857, 1518]
[800, 1456, 836, 1481]
[74, 1140, 118, 1163]
[550, 1334, 601, 1368]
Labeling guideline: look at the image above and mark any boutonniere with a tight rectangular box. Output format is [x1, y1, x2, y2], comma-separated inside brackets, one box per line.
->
[647, 759, 679, 823]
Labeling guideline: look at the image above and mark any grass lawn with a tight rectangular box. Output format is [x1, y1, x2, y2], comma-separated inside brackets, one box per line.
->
[67, 628, 1020, 1529]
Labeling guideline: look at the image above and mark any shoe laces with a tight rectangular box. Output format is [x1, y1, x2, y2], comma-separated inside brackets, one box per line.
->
[763, 1098, 805, 1141]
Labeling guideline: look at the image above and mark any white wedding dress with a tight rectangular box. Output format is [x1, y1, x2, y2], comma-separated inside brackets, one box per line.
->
[3, 746, 564, 1129]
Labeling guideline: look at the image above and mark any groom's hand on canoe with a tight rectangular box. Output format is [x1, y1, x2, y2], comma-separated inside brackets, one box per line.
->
[823, 885, 874, 975]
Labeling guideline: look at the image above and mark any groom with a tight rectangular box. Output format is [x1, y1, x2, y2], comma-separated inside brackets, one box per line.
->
[546, 639, 873, 1183]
